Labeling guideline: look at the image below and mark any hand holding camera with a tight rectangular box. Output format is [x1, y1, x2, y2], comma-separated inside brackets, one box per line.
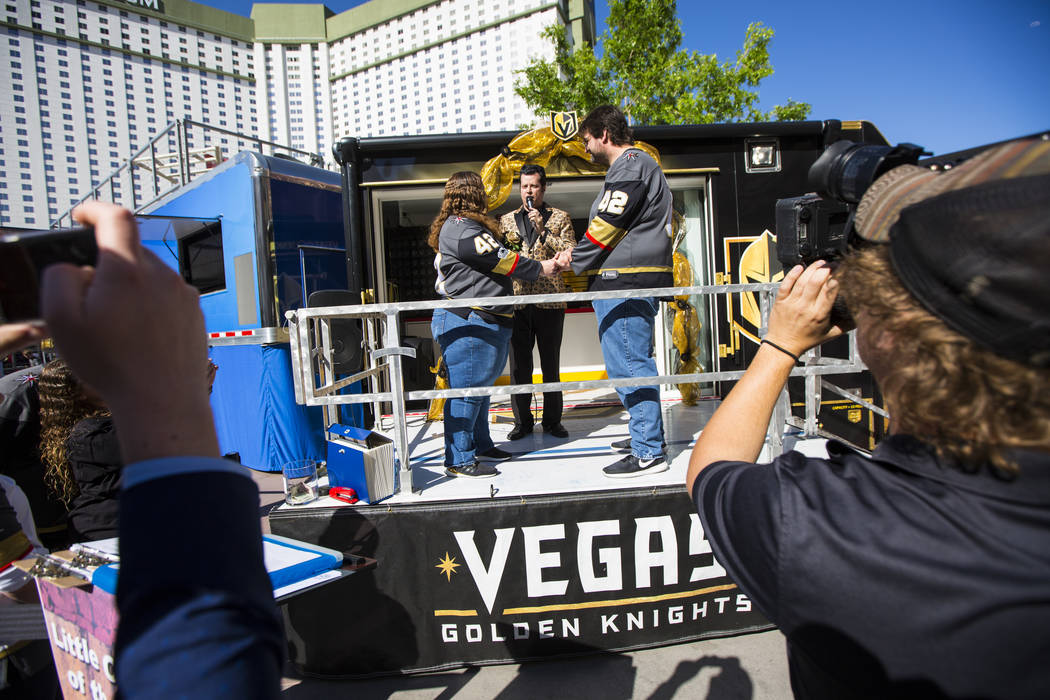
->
[765, 260, 846, 358]
[41, 201, 219, 463]
[774, 139, 928, 333]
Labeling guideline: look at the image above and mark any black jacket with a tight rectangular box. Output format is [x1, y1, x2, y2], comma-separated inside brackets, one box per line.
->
[67, 416, 122, 541]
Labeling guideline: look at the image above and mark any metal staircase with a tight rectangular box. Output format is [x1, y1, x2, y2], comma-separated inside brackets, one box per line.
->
[50, 118, 327, 228]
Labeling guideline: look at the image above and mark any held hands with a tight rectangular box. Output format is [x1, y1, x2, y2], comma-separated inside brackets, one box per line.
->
[539, 258, 560, 277]
[554, 248, 572, 270]
[764, 260, 845, 357]
[539, 249, 573, 277]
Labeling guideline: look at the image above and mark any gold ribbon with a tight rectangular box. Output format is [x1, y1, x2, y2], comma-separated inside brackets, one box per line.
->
[481, 125, 661, 211]
[670, 249, 703, 404]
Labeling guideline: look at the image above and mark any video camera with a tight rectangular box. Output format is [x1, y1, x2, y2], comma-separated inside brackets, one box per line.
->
[775, 140, 927, 267]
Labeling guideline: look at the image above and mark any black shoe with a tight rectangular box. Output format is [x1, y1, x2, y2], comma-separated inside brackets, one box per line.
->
[478, 447, 513, 462]
[543, 423, 569, 438]
[508, 424, 534, 440]
[602, 454, 667, 479]
[612, 438, 666, 454]
[446, 461, 499, 479]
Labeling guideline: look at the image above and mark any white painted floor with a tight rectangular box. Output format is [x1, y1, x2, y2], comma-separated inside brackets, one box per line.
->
[273, 389, 827, 511]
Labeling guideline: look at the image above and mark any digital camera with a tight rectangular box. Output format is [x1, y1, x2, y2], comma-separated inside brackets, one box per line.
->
[775, 141, 926, 267]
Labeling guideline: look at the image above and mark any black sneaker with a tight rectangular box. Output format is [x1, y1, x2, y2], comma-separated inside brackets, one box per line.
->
[446, 462, 499, 479]
[477, 447, 513, 462]
[602, 454, 667, 479]
[612, 438, 666, 454]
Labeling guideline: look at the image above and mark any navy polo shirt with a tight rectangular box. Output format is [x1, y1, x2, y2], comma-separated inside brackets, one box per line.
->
[693, 435, 1050, 699]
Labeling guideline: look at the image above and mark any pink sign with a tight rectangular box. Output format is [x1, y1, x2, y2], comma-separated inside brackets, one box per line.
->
[36, 580, 119, 699]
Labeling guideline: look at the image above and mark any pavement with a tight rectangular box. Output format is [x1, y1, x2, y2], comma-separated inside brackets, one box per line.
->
[251, 469, 793, 699]
[279, 630, 791, 699]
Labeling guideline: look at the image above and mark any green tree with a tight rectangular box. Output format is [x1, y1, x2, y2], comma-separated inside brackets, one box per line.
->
[515, 0, 810, 125]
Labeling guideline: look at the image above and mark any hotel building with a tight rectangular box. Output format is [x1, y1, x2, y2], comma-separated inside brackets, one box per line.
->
[0, 0, 595, 226]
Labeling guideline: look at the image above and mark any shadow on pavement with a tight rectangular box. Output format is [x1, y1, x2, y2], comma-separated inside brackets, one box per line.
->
[282, 666, 479, 698]
[648, 655, 752, 700]
[494, 650, 637, 699]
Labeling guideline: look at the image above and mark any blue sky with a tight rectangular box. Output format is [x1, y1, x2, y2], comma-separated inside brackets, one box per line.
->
[198, 0, 1048, 156]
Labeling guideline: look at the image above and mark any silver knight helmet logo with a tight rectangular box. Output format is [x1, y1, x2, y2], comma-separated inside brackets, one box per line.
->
[550, 111, 579, 141]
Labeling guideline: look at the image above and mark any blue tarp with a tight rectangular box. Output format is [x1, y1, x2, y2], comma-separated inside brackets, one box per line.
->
[209, 344, 324, 472]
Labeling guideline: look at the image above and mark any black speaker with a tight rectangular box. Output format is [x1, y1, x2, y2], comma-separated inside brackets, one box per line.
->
[307, 290, 363, 374]
[401, 336, 436, 410]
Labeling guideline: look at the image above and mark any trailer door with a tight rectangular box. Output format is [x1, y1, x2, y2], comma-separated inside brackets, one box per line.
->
[364, 174, 716, 393]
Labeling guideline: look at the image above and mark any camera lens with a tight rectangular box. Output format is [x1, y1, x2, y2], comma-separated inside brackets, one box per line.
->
[809, 141, 927, 205]
[809, 141, 895, 204]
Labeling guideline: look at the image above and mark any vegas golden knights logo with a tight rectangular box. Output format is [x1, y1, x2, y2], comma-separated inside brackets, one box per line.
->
[738, 230, 784, 338]
[550, 111, 579, 140]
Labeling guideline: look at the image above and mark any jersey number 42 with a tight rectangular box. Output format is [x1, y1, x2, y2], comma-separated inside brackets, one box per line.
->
[598, 190, 629, 216]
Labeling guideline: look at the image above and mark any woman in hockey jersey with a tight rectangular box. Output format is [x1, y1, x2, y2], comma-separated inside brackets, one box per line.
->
[428, 171, 566, 478]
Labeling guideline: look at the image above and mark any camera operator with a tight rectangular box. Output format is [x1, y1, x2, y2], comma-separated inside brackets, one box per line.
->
[687, 137, 1050, 699]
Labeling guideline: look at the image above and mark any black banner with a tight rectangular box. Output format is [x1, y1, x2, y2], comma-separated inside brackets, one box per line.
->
[270, 485, 772, 676]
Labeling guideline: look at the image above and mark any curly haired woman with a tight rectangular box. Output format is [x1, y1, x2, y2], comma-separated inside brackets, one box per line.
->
[428, 171, 565, 478]
[39, 358, 121, 542]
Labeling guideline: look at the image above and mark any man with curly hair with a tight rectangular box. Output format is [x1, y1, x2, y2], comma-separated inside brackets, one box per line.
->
[687, 137, 1050, 699]
[498, 164, 576, 440]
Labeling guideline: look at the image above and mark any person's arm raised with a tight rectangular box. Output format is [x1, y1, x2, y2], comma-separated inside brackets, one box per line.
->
[0, 322, 48, 356]
[686, 261, 844, 495]
[43, 202, 282, 698]
[41, 201, 219, 463]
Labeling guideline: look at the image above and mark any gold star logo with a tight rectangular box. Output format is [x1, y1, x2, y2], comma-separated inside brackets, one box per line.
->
[436, 552, 460, 582]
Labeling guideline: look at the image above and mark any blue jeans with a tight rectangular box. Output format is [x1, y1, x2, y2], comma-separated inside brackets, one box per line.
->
[591, 297, 664, 459]
[432, 308, 512, 467]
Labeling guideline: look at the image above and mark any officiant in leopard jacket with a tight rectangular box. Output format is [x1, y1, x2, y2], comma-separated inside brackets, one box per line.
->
[498, 164, 577, 441]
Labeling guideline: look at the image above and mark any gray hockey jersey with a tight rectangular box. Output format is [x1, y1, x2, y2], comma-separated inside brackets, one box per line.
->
[570, 148, 673, 291]
[434, 215, 542, 317]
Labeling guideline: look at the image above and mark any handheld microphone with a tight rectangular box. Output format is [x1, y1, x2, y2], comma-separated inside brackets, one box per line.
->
[525, 196, 545, 245]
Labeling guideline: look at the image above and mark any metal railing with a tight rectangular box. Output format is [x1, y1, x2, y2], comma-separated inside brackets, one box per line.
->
[287, 283, 880, 497]
[50, 118, 326, 228]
